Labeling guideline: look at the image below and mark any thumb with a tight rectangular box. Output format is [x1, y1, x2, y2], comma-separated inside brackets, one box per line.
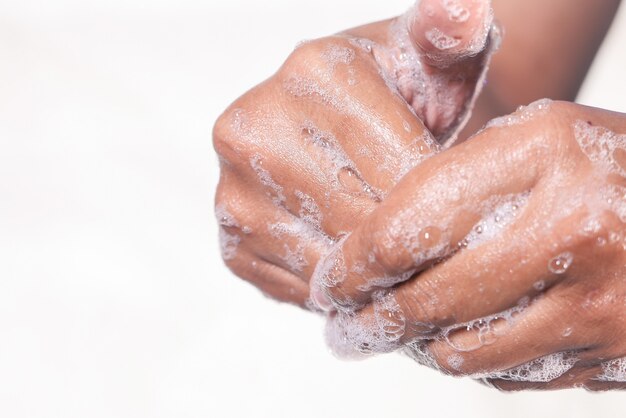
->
[408, 0, 494, 68]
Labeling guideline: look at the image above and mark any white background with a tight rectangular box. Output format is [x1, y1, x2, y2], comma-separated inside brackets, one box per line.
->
[1, 1, 625, 417]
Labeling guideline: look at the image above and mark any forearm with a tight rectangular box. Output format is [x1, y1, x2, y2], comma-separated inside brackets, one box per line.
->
[463, 0, 622, 134]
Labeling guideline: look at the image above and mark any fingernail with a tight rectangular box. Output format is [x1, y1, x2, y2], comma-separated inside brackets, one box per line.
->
[310, 285, 334, 312]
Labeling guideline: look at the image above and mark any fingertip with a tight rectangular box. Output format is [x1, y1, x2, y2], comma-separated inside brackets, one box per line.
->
[407, 0, 494, 67]
[309, 281, 334, 312]
[309, 235, 356, 313]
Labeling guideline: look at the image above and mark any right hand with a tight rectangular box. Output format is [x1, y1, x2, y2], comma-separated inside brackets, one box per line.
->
[213, 0, 497, 307]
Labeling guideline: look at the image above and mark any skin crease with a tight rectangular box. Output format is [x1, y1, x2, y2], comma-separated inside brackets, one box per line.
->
[213, 0, 624, 391]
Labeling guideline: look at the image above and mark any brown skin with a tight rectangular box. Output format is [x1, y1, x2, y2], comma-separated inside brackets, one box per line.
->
[317, 101, 626, 390]
[214, 0, 495, 305]
[213, 0, 624, 390]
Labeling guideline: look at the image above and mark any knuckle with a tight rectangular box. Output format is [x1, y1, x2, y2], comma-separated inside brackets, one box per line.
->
[212, 115, 243, 164]
[280, 36, 357, 85]
[212, 109, 235, 158]
[213, 96, 270, 162]
[396, 283, 442, 333]
[512, 100, 572, 159]
[281, 38, 330, 78]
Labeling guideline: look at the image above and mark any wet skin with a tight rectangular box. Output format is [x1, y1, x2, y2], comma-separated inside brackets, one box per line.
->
[213, 0, 625, 390]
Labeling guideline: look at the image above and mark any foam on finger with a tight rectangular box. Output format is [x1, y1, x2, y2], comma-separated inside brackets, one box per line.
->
[408, 0, 495, 67]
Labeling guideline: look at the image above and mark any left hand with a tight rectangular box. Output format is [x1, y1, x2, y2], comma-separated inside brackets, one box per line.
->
[310, 100, 626, 391]
[213, 0, 498, 307]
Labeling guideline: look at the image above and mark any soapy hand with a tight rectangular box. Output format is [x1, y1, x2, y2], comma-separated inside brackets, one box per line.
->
[312, 100, 626, 390]
[213, 0, 497, 306]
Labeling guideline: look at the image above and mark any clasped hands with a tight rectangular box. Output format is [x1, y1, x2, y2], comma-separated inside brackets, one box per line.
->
[214, 0, 626, 391]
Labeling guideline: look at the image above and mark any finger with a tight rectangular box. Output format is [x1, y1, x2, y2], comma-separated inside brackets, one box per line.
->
[215, 180, 312, 306]
[222, 247, 312, 309]
[585, 356, 626, 389]
[311, 120, 553, 311]
[216, 169, 329, 282]
[401, 0, 496, 141]
[479, 363, 604, 391]
[424, 282, 626, 384]
[324, 287, 593, 371]
[344, 1, 497, 141]
[408, 0, 494, 67]
[424, 293, 588, 380]
[345, 195, 599, 331]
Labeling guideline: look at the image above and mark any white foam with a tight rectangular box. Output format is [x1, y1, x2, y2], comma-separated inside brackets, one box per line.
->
[475, 351, 578, 383]
[310, 239, 353, 311]
[325, 290, 405, 357]
[486, 98, 552, 129]
[215, 204, 239, 228]
[573, 120, 626, 237]
[404, 341, 442, 371]
[596, 357, 626, 382]
[279, 242, 308, 273]
[268, 216, 331, 273]
[464, 192, 530, 249]
[606, 185, 626, 224]
[574, 120, 626, 179]
[425, 28, 461, 51]
[284, 76, 344, 110]
[373, 290, 406, 342]
[219, 227, 240, 261]
[447, 353, 465, 371]
[295, 190, 323, 230]
[250, 154, 286, 205]
[322, 44, 356, 69]
[215, 205, 243, 261]
[442, 0, 470, 22]
[348, 37, 375, 54]
[230, 108, 247, 133]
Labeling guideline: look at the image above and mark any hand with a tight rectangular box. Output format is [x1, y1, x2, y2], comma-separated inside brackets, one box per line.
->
[213, 0, 498, 307]
[311, 100, 626, 390]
